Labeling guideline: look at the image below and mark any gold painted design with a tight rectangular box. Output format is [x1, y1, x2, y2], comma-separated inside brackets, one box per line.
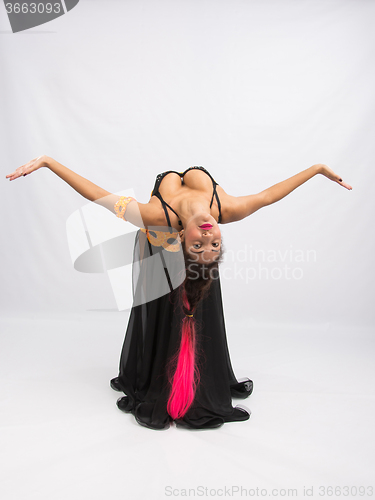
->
[114, 196, 135, 221]
[140, 228, 180, 253]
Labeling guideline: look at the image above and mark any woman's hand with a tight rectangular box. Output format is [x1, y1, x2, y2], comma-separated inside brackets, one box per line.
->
[5, 154, 49, 181]
[314, 164, 352, 190]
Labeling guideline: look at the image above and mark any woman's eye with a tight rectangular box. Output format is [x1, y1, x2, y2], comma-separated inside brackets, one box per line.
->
[212, 242, 219, 247]
[193, 244, 201, 249]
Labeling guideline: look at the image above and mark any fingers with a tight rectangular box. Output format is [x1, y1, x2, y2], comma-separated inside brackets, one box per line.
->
[337, 178, 352, 190]
[6, 167, 26, 180]
[329, 169, 352, 190]
[6, 168, 23, 181]
[6, 167, 29, 180]
[6, 156, 42, 181]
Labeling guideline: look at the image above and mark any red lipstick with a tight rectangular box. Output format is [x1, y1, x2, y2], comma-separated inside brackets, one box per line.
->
[199, 223, 213, 230]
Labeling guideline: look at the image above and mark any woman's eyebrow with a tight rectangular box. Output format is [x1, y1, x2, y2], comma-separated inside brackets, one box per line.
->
[191, 249, 219, 254]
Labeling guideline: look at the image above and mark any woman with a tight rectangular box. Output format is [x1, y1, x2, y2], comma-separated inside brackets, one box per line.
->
[6, 156, 352, 430]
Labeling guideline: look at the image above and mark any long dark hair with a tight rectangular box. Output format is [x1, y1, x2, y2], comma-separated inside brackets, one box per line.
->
[166, 242, 224, 420]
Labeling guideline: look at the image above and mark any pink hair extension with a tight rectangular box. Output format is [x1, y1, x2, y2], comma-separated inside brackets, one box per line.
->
[167, 291, 200, 420]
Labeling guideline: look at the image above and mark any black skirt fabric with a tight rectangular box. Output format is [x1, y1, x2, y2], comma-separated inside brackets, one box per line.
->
[111, 229, 253, 430]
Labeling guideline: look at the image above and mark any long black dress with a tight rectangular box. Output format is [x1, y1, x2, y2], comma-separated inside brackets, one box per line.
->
[110, 166, 253, 430]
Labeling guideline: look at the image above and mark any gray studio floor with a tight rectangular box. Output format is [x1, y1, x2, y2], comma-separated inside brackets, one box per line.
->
[1, 312, 374, 500]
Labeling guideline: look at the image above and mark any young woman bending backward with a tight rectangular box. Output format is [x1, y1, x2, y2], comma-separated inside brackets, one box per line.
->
[6, 157, 352, 430]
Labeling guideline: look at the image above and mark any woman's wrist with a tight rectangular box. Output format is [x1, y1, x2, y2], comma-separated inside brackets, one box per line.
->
[41, 155, 52, 168]
[312, 164, 325, 175]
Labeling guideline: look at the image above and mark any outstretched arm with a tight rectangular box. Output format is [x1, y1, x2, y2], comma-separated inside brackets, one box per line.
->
[6, 154, 116, 204]
[5, 155, 158, 227]
[223, 164, 352, 223]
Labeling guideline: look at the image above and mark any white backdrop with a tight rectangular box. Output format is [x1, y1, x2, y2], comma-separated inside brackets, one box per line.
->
[1, 0, 374, 327]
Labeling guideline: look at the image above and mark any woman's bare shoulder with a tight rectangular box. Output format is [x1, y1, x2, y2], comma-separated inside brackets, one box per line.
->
[133, 198, 167, 228]
[216, 185, 238, 224]
[217, 185, 266, 224]
[111, 197, 166, 228]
